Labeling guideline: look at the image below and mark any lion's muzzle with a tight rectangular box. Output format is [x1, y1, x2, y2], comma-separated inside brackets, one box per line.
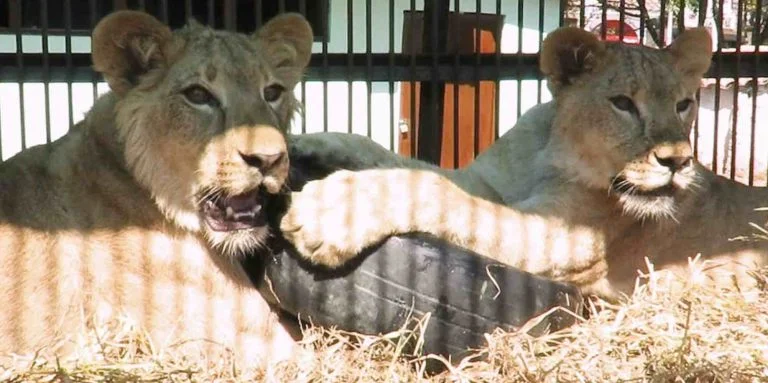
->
[197, 125, 289, 234]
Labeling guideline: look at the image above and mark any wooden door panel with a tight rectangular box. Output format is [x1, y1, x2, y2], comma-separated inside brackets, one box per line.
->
[399, 11, 503, 169]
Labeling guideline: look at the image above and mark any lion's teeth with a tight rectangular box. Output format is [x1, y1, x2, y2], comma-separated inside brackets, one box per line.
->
[252, 205, 262, 214]
[225, 206, 235, 218]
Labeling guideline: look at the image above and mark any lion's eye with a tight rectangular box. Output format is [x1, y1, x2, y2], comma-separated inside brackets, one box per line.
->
[263, 84, 285, 103]
[676, 99, 693, 113]
[183, 85, 219, 107]
[609, 95, 638, 115]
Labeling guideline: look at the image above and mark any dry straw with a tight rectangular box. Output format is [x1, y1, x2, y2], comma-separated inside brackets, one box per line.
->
[3, 256, 768, 383]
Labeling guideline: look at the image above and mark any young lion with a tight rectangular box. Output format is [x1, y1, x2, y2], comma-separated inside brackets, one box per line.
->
[0, 11, 312, 366]
[280, 27, 768, 301]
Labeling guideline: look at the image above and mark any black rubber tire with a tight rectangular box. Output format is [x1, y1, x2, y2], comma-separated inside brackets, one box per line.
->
[258, 234, 583, 361]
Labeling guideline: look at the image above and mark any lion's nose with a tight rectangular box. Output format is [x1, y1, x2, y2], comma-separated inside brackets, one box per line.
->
[650, 142, 693, 172]
[240, 151, 287, 173]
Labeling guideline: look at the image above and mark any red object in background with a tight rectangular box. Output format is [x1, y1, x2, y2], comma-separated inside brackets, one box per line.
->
[597, 20, 640, 45]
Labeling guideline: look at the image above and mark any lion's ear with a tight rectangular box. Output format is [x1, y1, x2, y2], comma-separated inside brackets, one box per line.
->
[665, 27, 712, 84]
[91, 10, 173, 96]
[540, 27, 606, 94]
[255, 13, 313, 84]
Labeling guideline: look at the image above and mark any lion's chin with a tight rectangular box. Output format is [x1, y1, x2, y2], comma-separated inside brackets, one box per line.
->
[610, 176, 681, 221]
[617, 193, 678, 221]
[204, 227, 272, 258]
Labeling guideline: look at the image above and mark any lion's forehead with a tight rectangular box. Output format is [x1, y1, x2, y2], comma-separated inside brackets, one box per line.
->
[173, 27, 272, 87]
[603, 45, 687, 101]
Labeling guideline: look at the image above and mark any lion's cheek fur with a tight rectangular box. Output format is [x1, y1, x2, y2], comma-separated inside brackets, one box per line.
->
[116, 96, 205, 233]
[550, 109, 628, 190]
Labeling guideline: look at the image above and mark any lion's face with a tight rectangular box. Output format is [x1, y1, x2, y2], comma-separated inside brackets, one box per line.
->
[90, 11, 313, 257]
[540, 28, 713, 220]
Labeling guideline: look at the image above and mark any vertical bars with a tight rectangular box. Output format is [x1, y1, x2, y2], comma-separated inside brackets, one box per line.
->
[322, 0, 329, 132]
[41, 0, 52, 144]
[537, 0, 544, 104]
[618, 0, 626, 43]
[347, 0, 354, 134]
[730, 0, 744, 180]
[388, 0, 395, 152]
[516, 0, 524, 118]
[751, 0, 763, 184]
[712, 0, 725, 172]
[600, 0, 607, 39]
[693, 0, 709, 160]
[89, 0, 99, 103]
[453, 0, 461, 168]
[659, 0, 668, 46]
[185, 0, 193, 23]
[160, 0, 169, 24]
[408, 0, 416, 157]
[299, 0, 307, 134]
[13, 0, 26, 151]
[494, 0, 501, 140]
[365, 0, 372, 139]
[418, 0, 448, 164]
[223, 0, 236, 31]
[65, 0, 74, 130]
[473, 0, 481, 160]
[254, 0, 263, 30]
[207, 0, 215, 26]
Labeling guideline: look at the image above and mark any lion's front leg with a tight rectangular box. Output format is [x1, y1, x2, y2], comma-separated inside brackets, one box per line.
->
[279, 168, 613, 299]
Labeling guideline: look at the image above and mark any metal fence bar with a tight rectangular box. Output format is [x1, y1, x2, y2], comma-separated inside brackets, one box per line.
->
[185, 0, 193, 23]
[3, 52, 765, 83]
[160, 0, 169, 24]
[299, 0, 307, 134]
[712, 0, 725, 173]
[731, 0, 744, 180]
[13, 0, 26, 151]
[388, 0, 395, 152]
[453, 0, 461, 168]
[347, 0, 354, 134]
[516, 0, 524, 119]
[254, 0, 262, 30]
[89, 0, 99, 105]
[365, 0, 372, 140]
[693, 0, 708, 161]
[64, 0, 74, 130]
[753, 0, 764, 184]
[537, 0, 545, 104]
[408, 0, 416, 158]
[41, 0, 52, 144]
[474, 1, 482, 160]
[321, 0, 329, 133]
[495, 0, 502, 140]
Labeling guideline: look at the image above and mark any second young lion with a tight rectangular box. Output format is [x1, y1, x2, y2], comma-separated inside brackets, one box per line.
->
[280, 27, 768, 301]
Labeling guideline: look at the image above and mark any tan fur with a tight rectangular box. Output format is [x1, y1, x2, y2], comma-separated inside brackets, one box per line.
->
[281, 27, 768, 301]
[0, 11, 313, 367]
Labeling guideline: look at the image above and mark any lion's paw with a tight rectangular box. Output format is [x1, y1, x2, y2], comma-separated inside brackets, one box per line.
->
[280, 170, 394, 268]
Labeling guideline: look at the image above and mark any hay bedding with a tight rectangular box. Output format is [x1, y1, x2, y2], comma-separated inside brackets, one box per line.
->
[3, 259, 768, 383]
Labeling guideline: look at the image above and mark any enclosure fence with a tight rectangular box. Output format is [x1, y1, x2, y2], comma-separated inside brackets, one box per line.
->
[1, 0, 767, 183]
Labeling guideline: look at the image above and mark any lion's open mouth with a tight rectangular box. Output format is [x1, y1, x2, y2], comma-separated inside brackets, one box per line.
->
[200, 189, 267, 232]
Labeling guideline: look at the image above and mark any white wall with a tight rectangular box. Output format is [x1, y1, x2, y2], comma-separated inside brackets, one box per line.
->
[0, 0, 560, 161]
